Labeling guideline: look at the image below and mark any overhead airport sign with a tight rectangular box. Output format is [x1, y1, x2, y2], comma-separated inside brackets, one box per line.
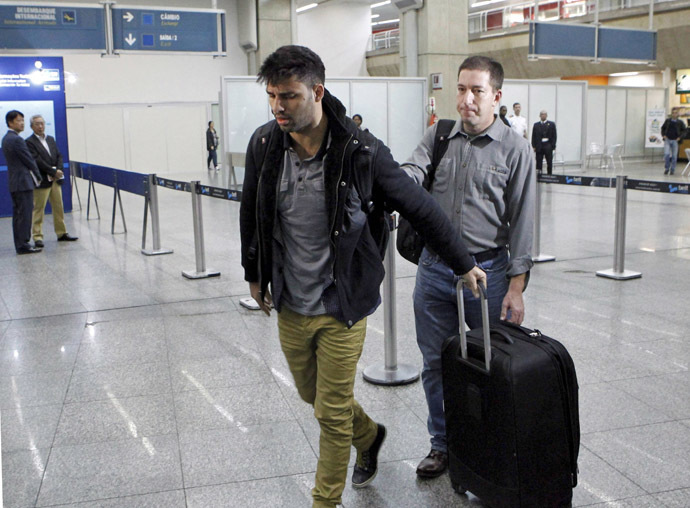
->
[529, 22, 656, 64]
[0, 4, 106, 50]
[112, 7, 225, 53]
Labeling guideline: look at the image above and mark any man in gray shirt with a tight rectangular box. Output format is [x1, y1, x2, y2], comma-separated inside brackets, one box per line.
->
[402, 55, 535, 478]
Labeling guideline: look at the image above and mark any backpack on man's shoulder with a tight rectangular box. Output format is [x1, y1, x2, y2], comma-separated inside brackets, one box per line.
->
[396, 119, 455, 264]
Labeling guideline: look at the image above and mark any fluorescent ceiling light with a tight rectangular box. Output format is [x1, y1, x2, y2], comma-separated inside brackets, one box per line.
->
[471, 0, 505, 7]
[609, 71, 640, 77]
[371, 13, 380, 18]
[372, 18, 399, 25]
[371, 1, 391, 8]
[296, 3, 317, 13]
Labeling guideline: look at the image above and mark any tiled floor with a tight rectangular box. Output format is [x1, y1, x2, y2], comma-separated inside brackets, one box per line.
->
[1, 160, 689, 507]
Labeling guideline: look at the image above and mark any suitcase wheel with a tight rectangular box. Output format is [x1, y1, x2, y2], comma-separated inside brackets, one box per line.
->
[451, 482, 467, 495]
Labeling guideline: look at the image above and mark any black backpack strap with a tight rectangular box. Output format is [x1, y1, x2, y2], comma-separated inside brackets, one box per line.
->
[426, 119, 455, 190]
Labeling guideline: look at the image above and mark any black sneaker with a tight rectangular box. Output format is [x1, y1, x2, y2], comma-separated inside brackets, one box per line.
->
[352, 423, 386, 489]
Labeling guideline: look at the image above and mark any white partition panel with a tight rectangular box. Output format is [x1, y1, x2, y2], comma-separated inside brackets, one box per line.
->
[388, 81, 425, 162]
[625, 89, 647, 157]
[163, 105, 207, 173]
[605, 89, 627, 149]
[326, 81, 351, 115]
[556, 84, 584, 161]
[66, 108, 87, 162]
[646, 89, 665, 110]
[221, 76, 427, 165]
[587, 88, 606, 148]
[83, 106, 127, 169]
[222, 78, 271, 154]
[351, 82, 389, 142]
[127, 107, 169, 174]
[528, 84, 557, 130]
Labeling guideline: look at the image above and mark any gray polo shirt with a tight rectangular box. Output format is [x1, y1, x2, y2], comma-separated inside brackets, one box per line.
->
[274, 135, 333, 315]
[402, 118, 535, 277]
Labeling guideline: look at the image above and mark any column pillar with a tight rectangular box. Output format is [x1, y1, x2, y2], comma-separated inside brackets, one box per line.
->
[410, 0, 469, 120]
[255, 0, 292, 70]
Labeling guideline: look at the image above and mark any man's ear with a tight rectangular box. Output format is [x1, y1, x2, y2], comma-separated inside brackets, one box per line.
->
[313, 83, 325, 102]
[493, 88, 502, 107]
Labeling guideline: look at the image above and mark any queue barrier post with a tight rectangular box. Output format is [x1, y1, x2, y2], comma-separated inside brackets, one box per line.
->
[532, 178, 555, 263]
[141, 174, 173, 256]
[596, 175, 642, 280]
[363, 214, 420, 386]
[182, 181, 220, 279]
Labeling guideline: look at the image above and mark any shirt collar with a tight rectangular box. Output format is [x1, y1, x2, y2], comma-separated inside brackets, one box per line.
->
[450, 117, 505, 142]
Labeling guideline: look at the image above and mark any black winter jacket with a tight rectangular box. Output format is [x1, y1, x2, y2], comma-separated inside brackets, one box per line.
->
[239, 89, 474, 327]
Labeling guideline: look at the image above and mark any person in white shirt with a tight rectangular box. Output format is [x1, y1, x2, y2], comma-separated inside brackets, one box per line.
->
[509, 102, 528, 139]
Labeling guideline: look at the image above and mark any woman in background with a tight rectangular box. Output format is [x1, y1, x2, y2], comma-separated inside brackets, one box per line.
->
[206, 121, 219, 170]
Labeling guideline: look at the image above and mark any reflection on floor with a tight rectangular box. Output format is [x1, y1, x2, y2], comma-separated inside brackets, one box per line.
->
[1, 161, 689, 507]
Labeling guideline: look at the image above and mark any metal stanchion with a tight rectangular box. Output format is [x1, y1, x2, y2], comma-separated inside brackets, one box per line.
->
[182, 181, 220, 279]
[141, 174, 173, 256]
[596, 175, 642, 280]
[86, 180, 100, 220]
[70, 162, 82, 210]
[364, 215, 420, 386]
[532, 178, 555, 263]
[111, 187, 127, 234]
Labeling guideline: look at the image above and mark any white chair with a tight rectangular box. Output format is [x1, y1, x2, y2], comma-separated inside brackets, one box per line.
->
[586, 142, 603, 168]
[682, 148, 690, 176]
[601, 144, 623, 171]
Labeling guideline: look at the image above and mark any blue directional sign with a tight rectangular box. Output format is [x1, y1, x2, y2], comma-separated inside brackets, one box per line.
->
[112, 7, 225, 53]
[0, 4, 105, 50]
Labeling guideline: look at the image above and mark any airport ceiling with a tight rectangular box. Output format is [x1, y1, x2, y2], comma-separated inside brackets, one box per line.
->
[294, 0, 400, 26]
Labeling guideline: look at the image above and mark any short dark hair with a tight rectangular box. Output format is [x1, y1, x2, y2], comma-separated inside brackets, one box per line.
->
[513, 102, 520, 108]
[458, 56, 504, 91]
[6, 110, 23, 127]
[257, 45, 325, 88]
[353, 114, 362, 122]
[208, 121, 213, 127]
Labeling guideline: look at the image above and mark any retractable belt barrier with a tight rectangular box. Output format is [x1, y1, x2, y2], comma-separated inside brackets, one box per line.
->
[536, 173, 690, 280]
[152, 177, 243, 278]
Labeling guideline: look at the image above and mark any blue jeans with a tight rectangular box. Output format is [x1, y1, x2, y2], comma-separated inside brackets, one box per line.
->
[413, 247, 510, 453]
[664, 139, 679, 173]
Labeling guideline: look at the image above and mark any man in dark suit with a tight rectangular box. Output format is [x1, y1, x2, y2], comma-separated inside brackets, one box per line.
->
[26, 114, 77, 247]
[2, 110, 42, 254]
[531, 110, 557, 174]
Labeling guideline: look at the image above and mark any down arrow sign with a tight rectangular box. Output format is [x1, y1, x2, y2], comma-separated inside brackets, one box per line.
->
[125, 33, 136, 46]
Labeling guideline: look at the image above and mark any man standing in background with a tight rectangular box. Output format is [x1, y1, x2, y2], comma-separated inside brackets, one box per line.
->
[661, 108, 687, 175]
[509, 102, 528, 139]
[2, 110, 42, 254]
[26, 114, 78, 247]
[532, 110, 557, 174]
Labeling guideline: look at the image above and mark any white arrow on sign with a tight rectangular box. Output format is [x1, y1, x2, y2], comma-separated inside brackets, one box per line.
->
[123, 12, 134, 23]
[125, 34, 136, 46]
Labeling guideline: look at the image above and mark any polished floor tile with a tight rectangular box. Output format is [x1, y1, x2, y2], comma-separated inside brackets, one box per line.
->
[36, 435, 183, 506]
[53, 393, 177, 447]
[1, 404, 62, 452]
[178, 421, 316, 487]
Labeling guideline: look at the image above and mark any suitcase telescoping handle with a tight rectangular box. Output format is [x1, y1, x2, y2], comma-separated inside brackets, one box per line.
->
[457, 279, 492, 373]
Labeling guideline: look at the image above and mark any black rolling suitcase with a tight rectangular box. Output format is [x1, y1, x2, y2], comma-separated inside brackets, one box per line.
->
[442, 281, 580, 508]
